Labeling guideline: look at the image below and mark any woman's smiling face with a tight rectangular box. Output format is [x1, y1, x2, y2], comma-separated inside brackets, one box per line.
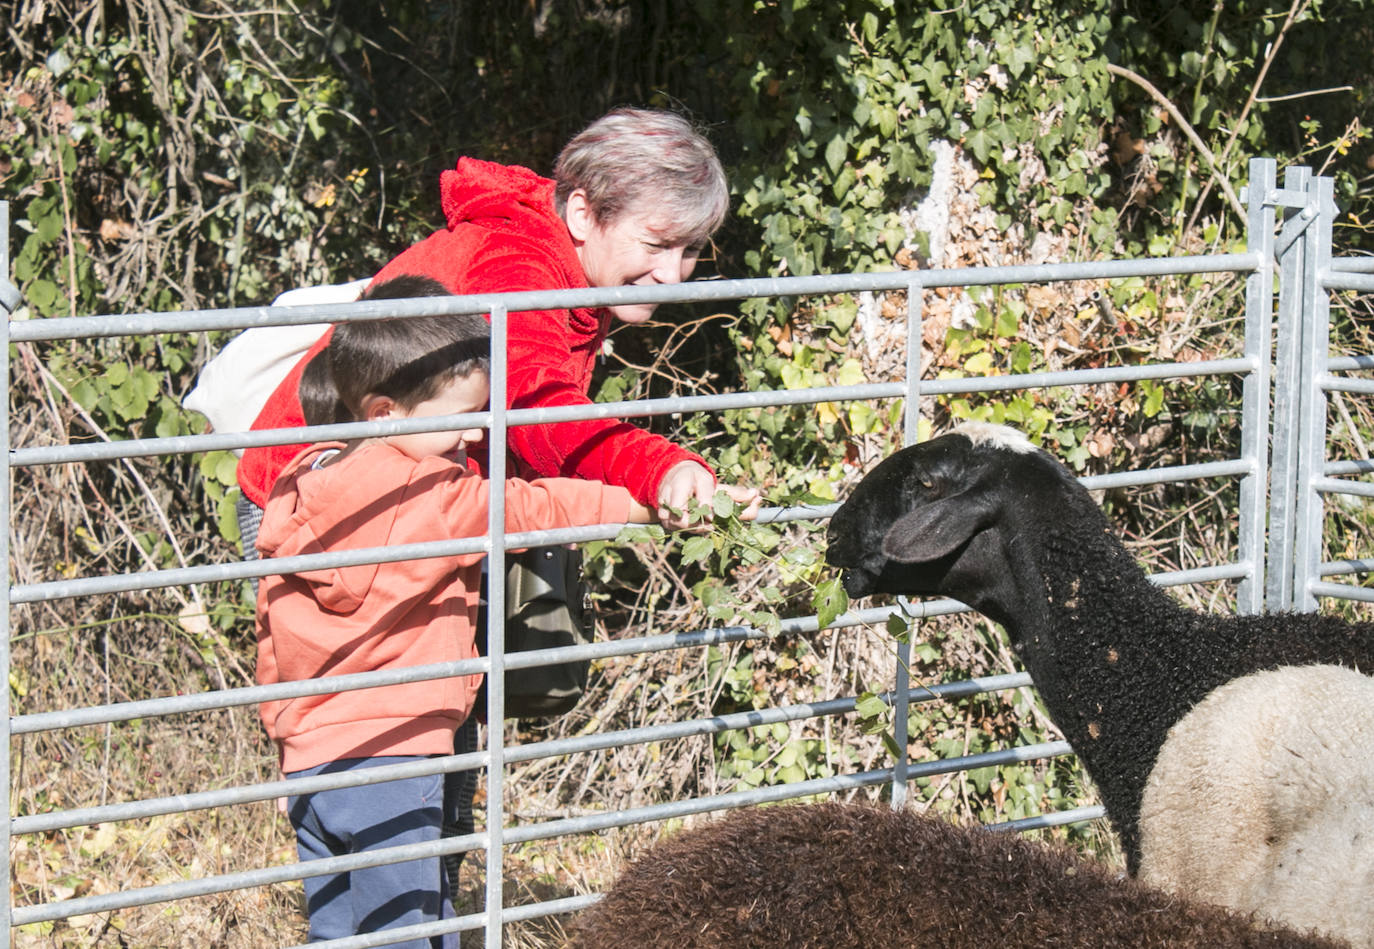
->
[566, 192, 704, 324]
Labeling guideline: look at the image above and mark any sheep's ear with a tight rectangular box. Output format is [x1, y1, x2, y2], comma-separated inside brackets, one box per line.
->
[881, 495, 992, 563]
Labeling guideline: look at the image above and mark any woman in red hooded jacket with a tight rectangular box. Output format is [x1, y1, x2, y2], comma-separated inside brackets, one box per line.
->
[236, 107, 751, 543]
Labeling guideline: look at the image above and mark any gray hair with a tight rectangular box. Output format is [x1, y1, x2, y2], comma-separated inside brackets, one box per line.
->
[553, 107, 729, 247]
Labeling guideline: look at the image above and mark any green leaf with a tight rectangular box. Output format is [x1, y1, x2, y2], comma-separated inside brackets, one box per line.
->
[880, 732, 903, 759]
[711, 492, 736, 519]
[218, 490, 241, 545]
[834, 358, 865, 387]
[812, 576, 849, 628]
[965, 127, 993, 164]
[614, 524, 666, 545]
[886, 612, 911, 642]
[680, 535, 715, 566]
[25, 279, 60, 313]
[964, 352, 995, 375]
[995, 306, 1019, 338]
[824, 134, 847, 175]
[832, 165, 857, 200]
[855, 691, 888, 720]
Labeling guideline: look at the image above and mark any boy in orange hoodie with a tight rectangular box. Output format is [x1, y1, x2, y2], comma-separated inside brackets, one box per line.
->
[255, 278, 754, 945]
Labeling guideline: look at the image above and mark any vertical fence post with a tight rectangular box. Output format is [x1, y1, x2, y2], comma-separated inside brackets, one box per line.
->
[1266, 164, 1313, 611]
[485, 303, 509, 948]
[889, 275, 924, 809]
[2, 200, 15, 949]
[1291, 173, 1338, 612]
[902, 274, 924, 448]
[1236, 158, 1277, 614]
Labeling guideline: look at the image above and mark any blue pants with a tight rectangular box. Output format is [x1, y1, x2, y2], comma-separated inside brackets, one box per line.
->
[288, 756, 466, 947]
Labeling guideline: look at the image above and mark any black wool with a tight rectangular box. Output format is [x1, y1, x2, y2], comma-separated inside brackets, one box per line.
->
[826, 425, 1374, 871]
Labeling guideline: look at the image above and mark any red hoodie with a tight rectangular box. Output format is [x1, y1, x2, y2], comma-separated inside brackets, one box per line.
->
[236, 159, 711, 508]
[255, 440, 634, 772]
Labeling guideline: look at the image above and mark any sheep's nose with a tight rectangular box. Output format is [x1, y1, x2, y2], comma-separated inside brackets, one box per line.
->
[841, 566, 877, 598]
[824, 523, 856, 566]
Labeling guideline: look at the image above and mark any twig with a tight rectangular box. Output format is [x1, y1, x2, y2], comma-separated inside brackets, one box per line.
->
[52, 110, 79, 318]
[1317, 118, 1365, 178]
[1333, 391, 1370, 461]
[1104, 63, 1246, 223]
[1184, 0, 1312, 234]
[1256, 85, 1354, 104]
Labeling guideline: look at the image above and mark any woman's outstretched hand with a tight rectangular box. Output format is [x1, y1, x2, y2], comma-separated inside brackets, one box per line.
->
[656, 461, 760, 530]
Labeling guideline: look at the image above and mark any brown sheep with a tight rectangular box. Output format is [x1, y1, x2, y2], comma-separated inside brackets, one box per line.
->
[568, 802, 1348, 949]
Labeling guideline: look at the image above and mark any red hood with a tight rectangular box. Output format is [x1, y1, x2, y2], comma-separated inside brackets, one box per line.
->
[440, 158, 556, 234]
[433, 158, 595, 333]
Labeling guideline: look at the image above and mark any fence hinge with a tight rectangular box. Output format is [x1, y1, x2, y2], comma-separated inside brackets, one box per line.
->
[1252, 187, 1311, 210]
[1274, 203, 1320, 257]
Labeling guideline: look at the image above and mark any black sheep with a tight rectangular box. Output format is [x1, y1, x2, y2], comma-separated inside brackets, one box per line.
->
[568, 802, 1347, 949]
[824, 422, 1374, 872]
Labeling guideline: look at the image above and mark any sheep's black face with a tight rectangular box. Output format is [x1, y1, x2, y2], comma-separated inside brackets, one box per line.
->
[827, 433, 994, 600]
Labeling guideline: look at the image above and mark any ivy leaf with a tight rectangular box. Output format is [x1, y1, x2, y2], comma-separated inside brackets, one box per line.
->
[812, 576, 849, 628]
[680, 535, 715, 567]
[824, 134, 847, 175]
[855, 690, 889, 721]
[965, 126, 993, 164]
[1006, 41, 1035, 79]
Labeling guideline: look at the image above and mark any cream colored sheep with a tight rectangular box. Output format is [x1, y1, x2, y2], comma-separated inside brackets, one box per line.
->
[1140, 664, 1374, 948]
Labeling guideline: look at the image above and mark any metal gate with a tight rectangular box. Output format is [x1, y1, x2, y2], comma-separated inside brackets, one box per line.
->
[1, 156, 1369, 946]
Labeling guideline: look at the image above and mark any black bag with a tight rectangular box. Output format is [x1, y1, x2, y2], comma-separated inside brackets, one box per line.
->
[475, 545, 592, 719]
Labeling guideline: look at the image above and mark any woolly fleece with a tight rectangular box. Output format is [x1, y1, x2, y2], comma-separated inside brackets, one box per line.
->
[1140, 664, 1374, 948]
[568, 802, 1346, 949]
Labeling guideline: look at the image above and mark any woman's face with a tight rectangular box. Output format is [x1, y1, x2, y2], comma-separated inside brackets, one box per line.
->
[566, 191, 704, 324]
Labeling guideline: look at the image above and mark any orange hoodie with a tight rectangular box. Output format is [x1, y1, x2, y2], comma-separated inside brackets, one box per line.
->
[255, 440, 633, 773]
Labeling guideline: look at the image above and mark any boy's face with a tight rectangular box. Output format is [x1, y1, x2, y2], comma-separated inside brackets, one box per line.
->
[384, 370, 490, 462]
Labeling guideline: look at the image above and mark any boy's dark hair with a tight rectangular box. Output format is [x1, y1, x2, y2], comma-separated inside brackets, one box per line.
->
[297, 349, 348, 427]
[328, 275, 491, 420]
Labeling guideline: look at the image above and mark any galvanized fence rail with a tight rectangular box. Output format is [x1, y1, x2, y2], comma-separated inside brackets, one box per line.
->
[2, 157, 1369, 947]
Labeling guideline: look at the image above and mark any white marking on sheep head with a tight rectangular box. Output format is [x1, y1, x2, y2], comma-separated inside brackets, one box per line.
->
[952, 421, 1037, 454]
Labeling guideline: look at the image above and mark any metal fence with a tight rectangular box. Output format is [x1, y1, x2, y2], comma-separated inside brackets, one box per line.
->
[2, 156, 1369, 947]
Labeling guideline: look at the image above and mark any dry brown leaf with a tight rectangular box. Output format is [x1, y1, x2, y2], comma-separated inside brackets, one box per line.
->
[1086, 431, 1116, 458]
[1061, 318, 1081, 348]
[99, 219, 136, 242]
[767, 323, 794, 357]
[178, 604, 211, 636]
[1112, 129, 1145, 166]
[1024, 285, 1062, 312]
